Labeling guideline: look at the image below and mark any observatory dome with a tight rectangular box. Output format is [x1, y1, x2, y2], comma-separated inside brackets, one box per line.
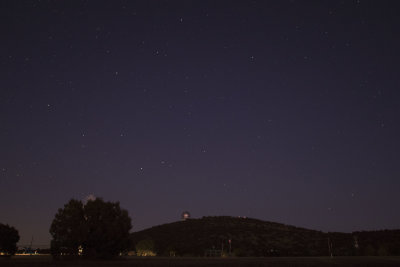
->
[181, 211, 191, 220]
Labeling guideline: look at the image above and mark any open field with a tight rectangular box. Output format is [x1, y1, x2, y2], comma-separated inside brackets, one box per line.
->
[1, 256, 400, 267]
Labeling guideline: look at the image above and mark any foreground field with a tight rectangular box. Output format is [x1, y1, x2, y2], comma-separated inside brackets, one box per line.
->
[1, 256, 400, 267]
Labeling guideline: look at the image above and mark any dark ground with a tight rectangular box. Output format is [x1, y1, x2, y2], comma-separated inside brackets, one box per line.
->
[1, 256, 400, 267]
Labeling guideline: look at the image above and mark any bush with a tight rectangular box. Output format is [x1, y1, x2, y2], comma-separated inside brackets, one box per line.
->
[136, 239, 156, 256]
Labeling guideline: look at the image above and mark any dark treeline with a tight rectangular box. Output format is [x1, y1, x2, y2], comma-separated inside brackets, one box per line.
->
[329, 230, 400, 256]
[131, 216, 400, 257]
[2, 209, 400, 259]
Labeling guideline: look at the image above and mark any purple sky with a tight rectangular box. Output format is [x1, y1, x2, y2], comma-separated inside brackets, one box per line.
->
[1, 0, 400, 246]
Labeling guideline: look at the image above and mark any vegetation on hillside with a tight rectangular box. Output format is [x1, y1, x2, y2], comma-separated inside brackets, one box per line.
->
[131, 216, 400, 257]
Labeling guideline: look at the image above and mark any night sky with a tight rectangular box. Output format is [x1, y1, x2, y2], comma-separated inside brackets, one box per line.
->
[1, 0, 400, 246]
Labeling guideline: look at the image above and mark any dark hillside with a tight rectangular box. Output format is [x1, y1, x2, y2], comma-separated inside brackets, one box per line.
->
[131, 216, 328, 256]
[131, 216, 400, 257]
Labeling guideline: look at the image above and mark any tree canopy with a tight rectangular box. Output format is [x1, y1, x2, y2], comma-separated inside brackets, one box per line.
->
[0, 223, 20, 256]
[50, 197, 132, 259]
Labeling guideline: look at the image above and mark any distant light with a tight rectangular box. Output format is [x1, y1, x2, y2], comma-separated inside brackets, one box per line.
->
[181, 211, 191, 220]
[84, 194, 96, 204]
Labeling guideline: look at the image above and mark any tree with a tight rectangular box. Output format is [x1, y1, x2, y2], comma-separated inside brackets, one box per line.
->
[84, 198, 132, 258]
[0, 223, 20, 256]
[50, 197, 132, 259]
[49, 199, 86, 256]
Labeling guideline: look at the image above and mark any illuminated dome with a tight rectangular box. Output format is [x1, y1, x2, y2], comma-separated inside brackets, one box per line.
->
[181, 211, 191, 220]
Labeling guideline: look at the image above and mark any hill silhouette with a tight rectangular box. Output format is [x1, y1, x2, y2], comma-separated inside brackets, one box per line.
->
[130, 216, 400, 257]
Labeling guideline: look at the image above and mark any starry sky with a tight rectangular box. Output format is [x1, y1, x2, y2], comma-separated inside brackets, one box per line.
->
[1, 0, 400, 246]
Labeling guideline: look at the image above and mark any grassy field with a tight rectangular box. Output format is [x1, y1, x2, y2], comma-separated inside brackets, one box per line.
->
[1, 256, 400, 267]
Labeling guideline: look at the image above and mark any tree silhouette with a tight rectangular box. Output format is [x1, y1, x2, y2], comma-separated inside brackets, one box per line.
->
[50, 197, 132, 259]
[0, 223, 20, 256]
[50, 199, 86, 256]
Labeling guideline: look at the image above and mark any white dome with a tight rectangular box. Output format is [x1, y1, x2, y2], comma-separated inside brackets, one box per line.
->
[181, 211, 191, 220]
